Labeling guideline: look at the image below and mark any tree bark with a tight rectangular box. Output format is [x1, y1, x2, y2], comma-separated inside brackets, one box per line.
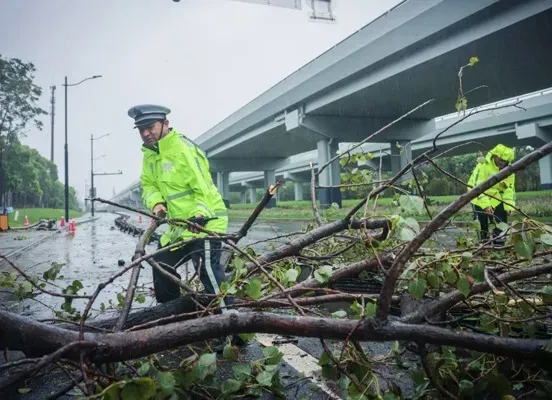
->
[0, 310, 548, 365]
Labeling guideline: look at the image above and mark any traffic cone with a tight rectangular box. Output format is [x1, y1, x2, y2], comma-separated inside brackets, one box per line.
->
[138, 215, 142, 223]
[24, 215, 29, 227]
[60, 216, 66, 227]
[68, 218, 76, 234]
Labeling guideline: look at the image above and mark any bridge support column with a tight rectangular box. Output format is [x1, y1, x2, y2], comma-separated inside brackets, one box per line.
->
[540, 155, 552, 190]
[390, 140, 413, 184]
[264, 170, 276, 208]
[241, 192, 247, 204]
[317, 139, 341, 208]
[216, 172, 230, 208]
[294, 182, 303, 201]
[249, 187, 257, 204]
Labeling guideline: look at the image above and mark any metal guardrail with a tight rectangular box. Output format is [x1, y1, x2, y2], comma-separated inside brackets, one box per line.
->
[435, 87, 552, 122]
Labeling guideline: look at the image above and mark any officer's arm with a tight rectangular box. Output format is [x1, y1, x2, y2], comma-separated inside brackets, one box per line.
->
[179, 145, 215, 219]
[468, 163, 492, 209]
[140, 159, 165, 212]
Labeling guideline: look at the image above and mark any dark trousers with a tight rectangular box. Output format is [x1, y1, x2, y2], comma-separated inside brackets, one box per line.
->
[473, 203, 507, 240]
[151, 239, 234, 308]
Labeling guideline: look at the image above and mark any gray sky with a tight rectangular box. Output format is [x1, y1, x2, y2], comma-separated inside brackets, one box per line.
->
[0, 0, 400, 201]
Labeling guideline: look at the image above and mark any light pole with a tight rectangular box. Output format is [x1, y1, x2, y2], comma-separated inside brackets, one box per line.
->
[90, 133, 110, 216]
[63, 74, 102, 222]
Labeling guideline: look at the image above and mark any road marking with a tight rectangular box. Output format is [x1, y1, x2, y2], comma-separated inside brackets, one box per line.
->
[256, 333, 343, 399]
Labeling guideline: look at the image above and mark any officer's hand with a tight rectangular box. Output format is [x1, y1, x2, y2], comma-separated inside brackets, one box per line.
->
[152, 203, 167, 217]
[486, 207, 493, 214]
[189, 214, 203, 233]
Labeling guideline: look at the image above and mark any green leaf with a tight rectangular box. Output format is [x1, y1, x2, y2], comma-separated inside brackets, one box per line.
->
[396, 217, 420, 241]
[350, 301, 362, 316]
[426, 271, 440, 289]
[331, 310, 347, 318]
[137, 362, 150, 376]
[471, 264, 485, 283]
[365, 302, 377, 318]
[459, 379, 475, 396]
[135, 293, 146, 304]
[18, 388, 32, 394]
[338, 376, 350, 391]
[119, 378, 157, 400]
[222, 378, 242, 394]
[238, 333, 256, 342]
[541, 233, 552, 246]
[444, 267, 458, 285]
[457, 275, 471, 297]
[232, 364, 252, 380]
[314, 265, 332, 283]
[408, 278, 427, 300]
[256, 371, 274, 387]
[514, 233, 534, 260]
[318, 351, 332, 366]
[468, 56, 479, 66]
[399, 195, 424, 214]
[262, 346, 283, 365]
[246, 278, 262, 300]
[157, 371, 176, 396]
[540, 286, 552, 302]
[195, 353, 217, 380]
[223, 343, 239, 361]
[285, 268, 299, 283]
[72, 280, 83, 291]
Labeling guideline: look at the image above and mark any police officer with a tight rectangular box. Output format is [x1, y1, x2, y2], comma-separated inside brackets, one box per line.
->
[468, 143, 516, 243]
[127, 104, 234, 310]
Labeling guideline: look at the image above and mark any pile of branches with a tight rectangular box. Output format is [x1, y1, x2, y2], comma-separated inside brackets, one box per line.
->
[1, 97, 552, 399]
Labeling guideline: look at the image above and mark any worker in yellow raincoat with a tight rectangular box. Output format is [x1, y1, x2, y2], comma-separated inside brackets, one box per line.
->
[127, 104, 234, 310]
[467, 144, 516, 242]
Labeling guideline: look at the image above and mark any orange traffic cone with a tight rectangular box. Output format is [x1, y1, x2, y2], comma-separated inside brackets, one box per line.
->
[60, 216, 66, 227]
[24, 215, 29, 227]
[68, 218, 76, 234]
[138, 215, 142, 223]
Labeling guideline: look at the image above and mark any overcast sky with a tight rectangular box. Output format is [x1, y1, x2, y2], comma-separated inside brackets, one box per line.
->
[0, 0, 400, 201]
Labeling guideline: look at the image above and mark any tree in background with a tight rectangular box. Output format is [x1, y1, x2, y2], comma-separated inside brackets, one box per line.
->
[0, 54, 79, 210]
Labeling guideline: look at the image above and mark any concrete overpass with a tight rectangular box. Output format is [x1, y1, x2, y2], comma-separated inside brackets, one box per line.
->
[195, 0, 552, 207]
[228, 88, 552, 202]
[110, 87, 552, 209]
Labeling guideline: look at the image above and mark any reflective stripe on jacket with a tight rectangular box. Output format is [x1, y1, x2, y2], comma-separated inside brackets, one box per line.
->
[467, 144, 516, 211]
[140, 129, 228, 246]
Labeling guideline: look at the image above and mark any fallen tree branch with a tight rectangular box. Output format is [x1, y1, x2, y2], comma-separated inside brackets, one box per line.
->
[402, 261, 552, 324]
[0, 310, 549, 365]
[246, 217, 390, 273]
[113, 216, 166, 332]
[0, 340, 98, 392]
[376, 140, 552, 321]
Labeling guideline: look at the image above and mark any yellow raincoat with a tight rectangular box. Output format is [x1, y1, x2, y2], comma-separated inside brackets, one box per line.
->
[467, 144, 516, 211]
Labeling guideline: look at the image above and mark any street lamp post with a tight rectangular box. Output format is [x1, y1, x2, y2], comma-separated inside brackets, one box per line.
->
[63, 74, 102, 222]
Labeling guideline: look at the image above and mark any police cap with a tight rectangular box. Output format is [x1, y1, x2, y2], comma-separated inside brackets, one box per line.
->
[127, 104, 171, 128]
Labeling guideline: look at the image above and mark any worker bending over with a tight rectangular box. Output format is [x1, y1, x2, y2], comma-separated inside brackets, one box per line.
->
[468, 144, 516, 243]
[128, 104, 233, 309]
